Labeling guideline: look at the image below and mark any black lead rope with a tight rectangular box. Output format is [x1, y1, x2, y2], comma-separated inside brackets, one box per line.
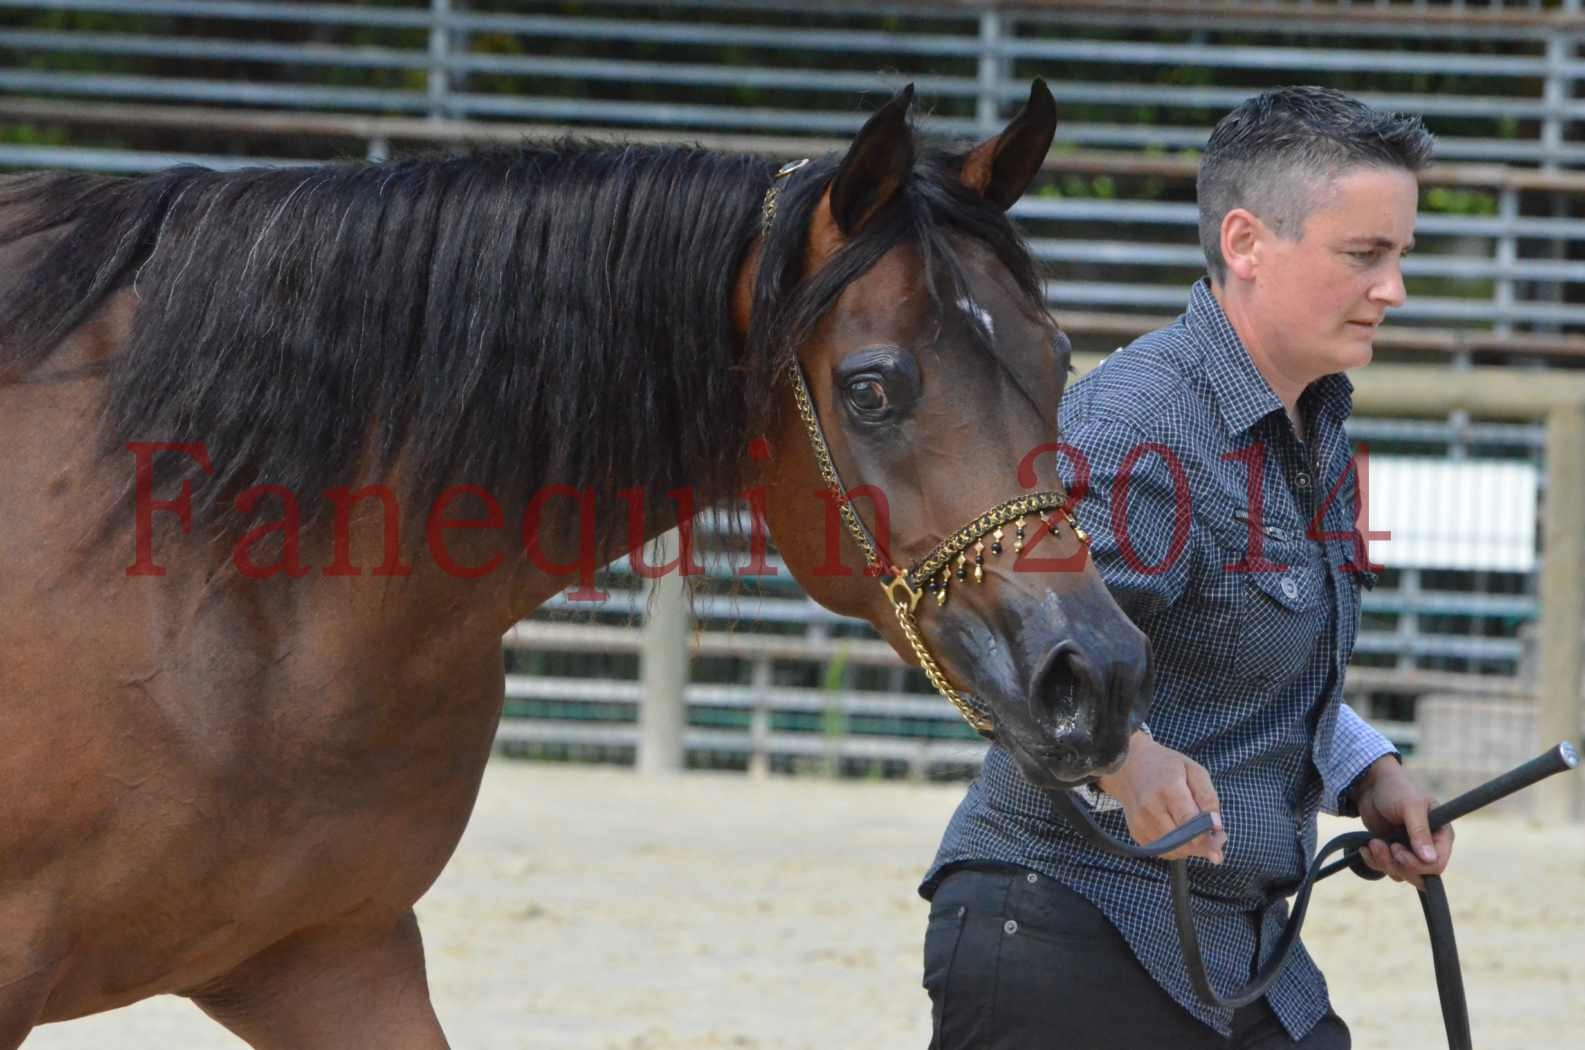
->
[1045, 742, 1580, 1050]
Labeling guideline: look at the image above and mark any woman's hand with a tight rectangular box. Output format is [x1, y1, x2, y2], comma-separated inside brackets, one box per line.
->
[1096, 732, 1226, 864]
[1353, 756, 1455, 890]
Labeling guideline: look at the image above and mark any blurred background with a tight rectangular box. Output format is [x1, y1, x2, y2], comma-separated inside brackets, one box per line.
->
[5, 3, 1585, 1048]
[2, 0, 1582, 816]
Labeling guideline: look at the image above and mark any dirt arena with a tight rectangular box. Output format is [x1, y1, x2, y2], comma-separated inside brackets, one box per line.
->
[27, 758, 1585, 1049]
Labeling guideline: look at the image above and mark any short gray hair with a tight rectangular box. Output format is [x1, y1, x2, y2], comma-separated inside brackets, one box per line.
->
[1197, 86, 1435, 283]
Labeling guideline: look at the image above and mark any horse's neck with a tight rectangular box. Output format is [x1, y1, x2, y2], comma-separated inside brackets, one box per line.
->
[505, 485, 719, 622]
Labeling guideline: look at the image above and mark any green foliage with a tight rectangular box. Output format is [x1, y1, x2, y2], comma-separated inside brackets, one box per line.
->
[1422, 186, 1499, 217]
[0, 122, 69, 147]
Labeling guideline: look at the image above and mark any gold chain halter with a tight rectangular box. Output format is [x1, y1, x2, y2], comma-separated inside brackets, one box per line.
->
[760, 160, 1089, 737]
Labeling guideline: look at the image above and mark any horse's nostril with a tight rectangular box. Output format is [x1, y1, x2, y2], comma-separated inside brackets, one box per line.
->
[1029, 643, 1088, 729]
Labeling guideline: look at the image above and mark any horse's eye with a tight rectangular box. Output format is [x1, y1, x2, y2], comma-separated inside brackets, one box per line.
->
[844, 376, 890, 418]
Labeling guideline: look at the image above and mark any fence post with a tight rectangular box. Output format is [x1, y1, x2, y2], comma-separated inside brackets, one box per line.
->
[428, 0, 451, 121]
[1538, 405, 1585, 821]
[748, 655, 772, 779]
[639, 528, 690, 775]
[976, 12, 1005, 134]
[1493, 186, 1518, 341]
[1540, 11, 1575, 172]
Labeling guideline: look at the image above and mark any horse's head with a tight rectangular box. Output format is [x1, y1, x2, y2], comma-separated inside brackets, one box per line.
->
[739, 81, 1151, 789]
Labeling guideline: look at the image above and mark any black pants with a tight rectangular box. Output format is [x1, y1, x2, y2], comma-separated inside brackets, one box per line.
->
[922, 865, 1350, 1050]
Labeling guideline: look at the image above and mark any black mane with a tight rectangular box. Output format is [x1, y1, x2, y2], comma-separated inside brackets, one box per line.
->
[0, 135, 1049, 552]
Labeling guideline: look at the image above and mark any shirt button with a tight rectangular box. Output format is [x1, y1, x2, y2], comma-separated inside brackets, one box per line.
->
[1296, 472, 1312, 491]
[1281, 576, 1299, 600]
[1004, 919, 1019, 935]
[1026, 872, 1039, 884]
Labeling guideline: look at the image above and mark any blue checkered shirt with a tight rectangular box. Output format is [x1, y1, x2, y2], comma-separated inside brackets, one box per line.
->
[922, 279, 1397, 1040]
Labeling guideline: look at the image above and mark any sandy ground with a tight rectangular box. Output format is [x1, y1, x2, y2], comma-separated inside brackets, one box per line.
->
[24, 758, 1585, 1050]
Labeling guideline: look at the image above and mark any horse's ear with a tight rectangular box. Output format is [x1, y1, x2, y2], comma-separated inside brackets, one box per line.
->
[826, 83, 916, 236]
[961, 78, 1057, 210]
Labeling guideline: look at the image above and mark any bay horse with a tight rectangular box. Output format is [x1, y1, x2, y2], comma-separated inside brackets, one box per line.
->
[0, 81, 1151, 1047]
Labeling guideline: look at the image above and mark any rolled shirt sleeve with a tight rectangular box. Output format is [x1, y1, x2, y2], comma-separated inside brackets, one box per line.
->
[1321, 702, 1399, 817]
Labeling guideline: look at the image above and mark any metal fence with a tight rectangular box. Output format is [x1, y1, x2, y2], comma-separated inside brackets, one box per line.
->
[503, 364, 1585, 820]
[6, 0, 1585, 345]
[4, 0, 1583, 805]
[5, 1, 1585, 156]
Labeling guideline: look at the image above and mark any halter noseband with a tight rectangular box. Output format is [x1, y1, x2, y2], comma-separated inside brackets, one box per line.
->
[760, 159, 1089, 737]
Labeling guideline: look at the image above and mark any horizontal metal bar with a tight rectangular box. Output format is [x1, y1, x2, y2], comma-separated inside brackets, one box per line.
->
[504, 621, 906, 666]
[0, 29, 433, 69]
[0, 0, 434, 29]
[492, 719, 992, 763]
[516, 0, 1585, 45]
[601, 559, 799, 587]
[504, 675, 961, 719]
[0, 144, 309, 172]
[1001, 37, 1550, 77]
[1063, 311, 1585, 360]
[1032, 239, 1206, 267]
[1346, 418, 1547, 449]
[1393, 211, 1585, 240]
[1031, 239, 1585, 284]
[0, 71, 432, 113]
[1013, 5, 1560, 42]
[541, 589, 855, 625]
[1045, 281, 1585, 325]
[1018, 198, 1585, 241]
[1016, 198, 1198, 224]
[1361, 593, 1538, 620]
[469, 0, 973, 26]
[1354, 632, 1524, 662]
[449, 92, 979, 134]
[1015, 80, 1567, 122]
[1043, 124, 1585, 165]
[451, 52, 970, 95]
[446, 11, 980, 56]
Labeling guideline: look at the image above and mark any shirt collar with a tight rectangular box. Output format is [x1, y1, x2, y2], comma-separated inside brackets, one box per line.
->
[1184, 277, 1355, 436]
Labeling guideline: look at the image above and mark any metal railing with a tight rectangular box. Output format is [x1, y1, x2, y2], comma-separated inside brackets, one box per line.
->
[505, 364, 1584, 819]
[6, 0, 1585, 345]
[3, 1, 1583, 156]
[4, 0, 1582, 803]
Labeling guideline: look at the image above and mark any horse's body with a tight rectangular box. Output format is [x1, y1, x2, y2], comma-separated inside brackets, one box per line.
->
[0, 255, 520, 1040]
[0, 84, 1151, 1046]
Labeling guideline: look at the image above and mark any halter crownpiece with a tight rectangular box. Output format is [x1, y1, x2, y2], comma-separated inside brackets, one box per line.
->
[761, 160, 1088, 737]
[759, 157, 810, 239]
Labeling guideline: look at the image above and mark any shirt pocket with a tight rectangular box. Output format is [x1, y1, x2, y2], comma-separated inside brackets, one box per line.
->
[1231, 550, 1329, 690]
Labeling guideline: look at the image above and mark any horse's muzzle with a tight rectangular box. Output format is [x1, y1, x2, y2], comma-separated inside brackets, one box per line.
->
[1018, 636, 1150, 783]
